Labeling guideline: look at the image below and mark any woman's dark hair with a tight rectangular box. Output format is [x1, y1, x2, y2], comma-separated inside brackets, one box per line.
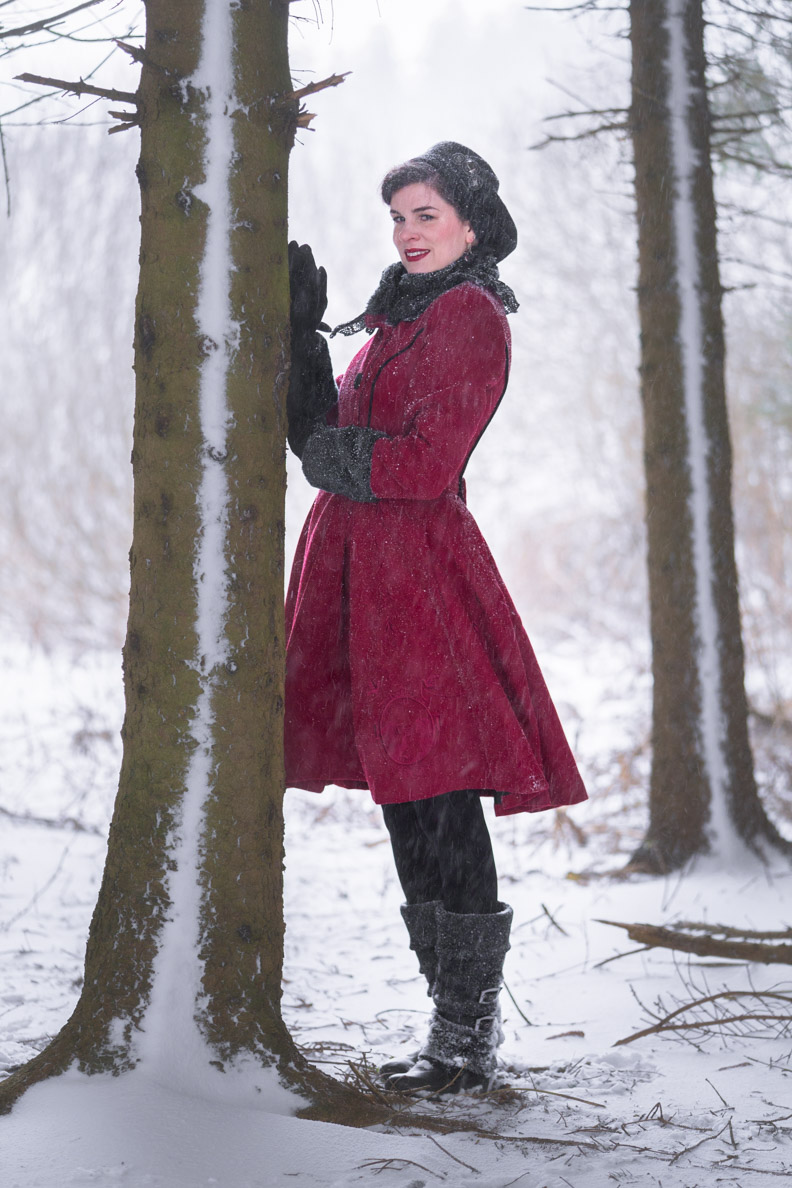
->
[380, 143, 518, 263]
[381, 162, 458, 213]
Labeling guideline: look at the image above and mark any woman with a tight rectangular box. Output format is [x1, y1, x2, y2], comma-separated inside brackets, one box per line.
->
[285, 142, 586, 1093]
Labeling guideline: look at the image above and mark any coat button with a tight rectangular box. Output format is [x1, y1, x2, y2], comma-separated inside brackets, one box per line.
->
[353, 374, 362, 389]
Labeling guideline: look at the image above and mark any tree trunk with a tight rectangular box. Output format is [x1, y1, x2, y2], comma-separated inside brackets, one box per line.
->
[628, 0, 787, 872]
[0, 0, 377, 1124]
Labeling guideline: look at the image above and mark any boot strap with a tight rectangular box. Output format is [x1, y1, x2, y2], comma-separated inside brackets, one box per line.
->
[474, 1013, 498, 1033]
[478, 985, 500, 1005]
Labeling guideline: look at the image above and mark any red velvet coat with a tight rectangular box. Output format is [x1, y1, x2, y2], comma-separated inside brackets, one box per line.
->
[285, 281, 587, 816]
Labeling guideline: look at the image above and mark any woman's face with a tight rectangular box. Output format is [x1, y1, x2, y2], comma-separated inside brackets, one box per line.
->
[390, 182, 475, 274]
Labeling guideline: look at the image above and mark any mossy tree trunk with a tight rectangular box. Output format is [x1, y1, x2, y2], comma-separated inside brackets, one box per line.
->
[628, 0, 787, 872]
[0, 0, 379, 1124]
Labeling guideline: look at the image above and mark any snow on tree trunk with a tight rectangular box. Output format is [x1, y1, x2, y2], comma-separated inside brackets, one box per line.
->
[663, 0, 732, 852]
[628, 0, 786, 872]
[136, 0, 257, 1084]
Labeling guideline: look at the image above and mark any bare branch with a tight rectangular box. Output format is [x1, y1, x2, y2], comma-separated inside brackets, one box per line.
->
[720, 256, 792, 283]
[523, 2, 626, 11]
[719, 0, 792, 23]
[0, 802, 103, 834]
[0, 0, 100, 40]
[0, 117, 9, 215]
[14, 72, 137, 105]
[717, 147, 792, 173]
[543, 105, 630, 123]
[712, 107, 787, 122]
[530, 120, 629, 149]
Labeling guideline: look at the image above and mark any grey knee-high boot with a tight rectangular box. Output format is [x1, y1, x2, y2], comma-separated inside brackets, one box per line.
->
[400, 899, 440, 995]
[386, 902, 512, 1093]
[379, 900, 440, 1078]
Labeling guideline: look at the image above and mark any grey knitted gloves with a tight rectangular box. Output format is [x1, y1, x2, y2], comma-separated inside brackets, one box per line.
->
[302, 425, 384, 503]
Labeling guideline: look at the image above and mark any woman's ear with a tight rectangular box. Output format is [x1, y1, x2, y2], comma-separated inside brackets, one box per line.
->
[465, 226, 476, 245]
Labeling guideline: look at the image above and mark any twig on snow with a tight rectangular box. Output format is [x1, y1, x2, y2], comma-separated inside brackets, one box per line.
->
[501, 1170, 533, 1188]
[357, 1157, 443, 1178]
[541, 902, 569, 936]
[704, 1165, 791, 1178]
[426, 1133, 479, 1173]
[706, 1077, 732, 1108]
[593, 944, 651, 969]
[502, 979, 533, 1026]
[670, 1118, 734, 1165]
[501, 1084, 606, 1108]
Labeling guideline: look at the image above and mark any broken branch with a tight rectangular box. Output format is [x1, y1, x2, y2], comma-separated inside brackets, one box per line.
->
[113, 38, 146, 64]
[107, 110, 140, 134]
[288, 71, 350, 102]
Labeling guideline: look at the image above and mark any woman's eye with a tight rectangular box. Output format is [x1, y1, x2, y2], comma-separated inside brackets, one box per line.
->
[419, 214, 435, 222]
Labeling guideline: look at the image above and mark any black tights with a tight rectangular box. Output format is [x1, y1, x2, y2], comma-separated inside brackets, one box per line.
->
[381, 789, 499, 915]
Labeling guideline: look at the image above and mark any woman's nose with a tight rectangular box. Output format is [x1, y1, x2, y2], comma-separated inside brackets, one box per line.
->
[398, 222, 418, 242]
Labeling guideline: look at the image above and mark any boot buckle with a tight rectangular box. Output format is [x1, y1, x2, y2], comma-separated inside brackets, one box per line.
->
[478, 986, 499, 1005]
[474, 1013, 498, 1033]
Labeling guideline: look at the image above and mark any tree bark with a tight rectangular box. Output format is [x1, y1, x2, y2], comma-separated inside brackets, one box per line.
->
[0, 0, 378, 1124]
[627, 0, 787, 872]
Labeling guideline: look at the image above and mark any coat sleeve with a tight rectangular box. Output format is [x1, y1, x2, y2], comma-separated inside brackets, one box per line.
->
[369, 286, 510, 501]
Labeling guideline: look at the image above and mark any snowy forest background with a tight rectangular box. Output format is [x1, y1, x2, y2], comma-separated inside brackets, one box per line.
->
[2, 0, 792, 1184]
[1, 0, 790, 840]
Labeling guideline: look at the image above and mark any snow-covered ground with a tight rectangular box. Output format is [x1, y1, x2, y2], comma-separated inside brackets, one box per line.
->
[2, 644, 792, 1187]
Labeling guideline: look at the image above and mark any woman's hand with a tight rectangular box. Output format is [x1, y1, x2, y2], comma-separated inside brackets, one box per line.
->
[288, 241, 329, 334]
[287, 242, 338, 458]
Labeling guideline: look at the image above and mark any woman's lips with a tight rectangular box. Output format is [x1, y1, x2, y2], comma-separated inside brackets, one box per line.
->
[405, 249, 430, 261]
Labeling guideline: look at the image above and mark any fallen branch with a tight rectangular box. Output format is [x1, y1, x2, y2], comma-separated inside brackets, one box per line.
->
[675, 921, 792, 941]
[614, 988, 792, 1047]
[598, 919, 792, 965]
